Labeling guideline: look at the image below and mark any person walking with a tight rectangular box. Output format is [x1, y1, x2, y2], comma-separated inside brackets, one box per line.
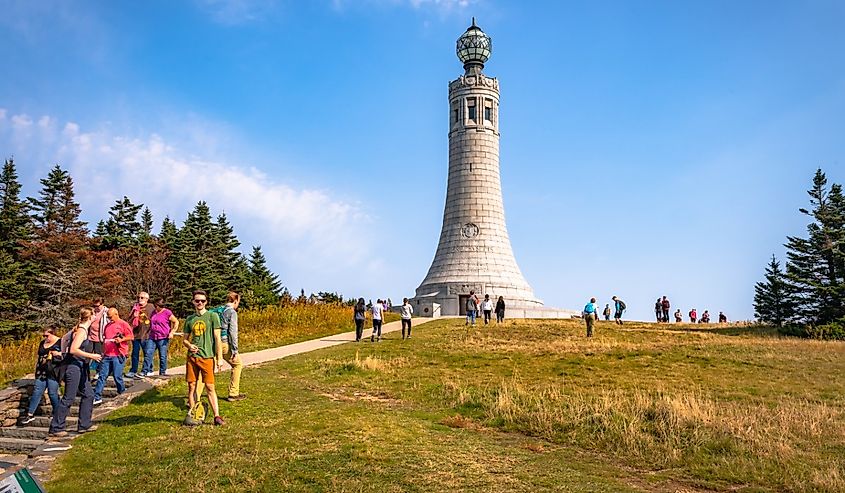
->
[183, 290, 225, 427]
[602, 303, 611, 321]
[127, 292, 155, 378]
[400, 298, 413, 339]
[654, 298, 662, 322]
[371, 298, 384, 342]
[49, 308, 102, 437]
[93, 308, 133, 405]
[612, 296, 626, 325]
[221, 292, 245, 402]
[87, 298, 109, 379]
[583, 297, 599, 337]
[481, 294, 493, 325]
[495, 296, 505, 323]
[465, 291, 479, 326]
[689, 308, 697, 324]
[22, 328, 62, 424]
[150, 298, 179, 376]
[661, 296, 671, 323]
[353, 298, 366, 342]
[674, 309, 682, 323]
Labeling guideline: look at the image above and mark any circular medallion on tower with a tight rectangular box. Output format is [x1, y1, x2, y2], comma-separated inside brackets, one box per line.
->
[456, 17, 492, 69]
[461, 222, 480, 238]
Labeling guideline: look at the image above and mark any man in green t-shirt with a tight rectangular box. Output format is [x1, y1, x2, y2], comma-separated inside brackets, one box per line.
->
[182, 289, 225, 426]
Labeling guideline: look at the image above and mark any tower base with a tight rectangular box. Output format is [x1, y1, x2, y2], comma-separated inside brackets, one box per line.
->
[410, 282, 577, 319]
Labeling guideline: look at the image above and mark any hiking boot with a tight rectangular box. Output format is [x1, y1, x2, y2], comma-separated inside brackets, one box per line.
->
[21, 414, 35, 425]
[213, 416, 226, 426]
[370, 335, 375, 342]
[226, 394, 246, 402]
[77, 425, 98, 434]
[48, 431, 68, 438]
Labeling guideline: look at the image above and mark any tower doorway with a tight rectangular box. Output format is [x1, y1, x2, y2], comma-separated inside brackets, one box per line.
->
[458, 295, 469, 316]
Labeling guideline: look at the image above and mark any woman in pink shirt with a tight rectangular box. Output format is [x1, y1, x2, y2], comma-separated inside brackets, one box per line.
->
[150, 298, 180, 376]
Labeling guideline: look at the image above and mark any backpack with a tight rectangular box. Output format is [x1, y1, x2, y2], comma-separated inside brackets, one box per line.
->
[466, 297, 476, 311]
[209, 305, 228, 338]
[617, 300, 626, 310]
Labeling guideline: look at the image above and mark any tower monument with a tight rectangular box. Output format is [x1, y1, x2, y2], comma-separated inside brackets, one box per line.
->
[413, 19, 567, 318]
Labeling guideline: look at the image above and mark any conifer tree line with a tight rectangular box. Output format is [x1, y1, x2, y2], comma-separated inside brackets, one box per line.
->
[0, 158, 285, 341]
[754, 169, 845, 338]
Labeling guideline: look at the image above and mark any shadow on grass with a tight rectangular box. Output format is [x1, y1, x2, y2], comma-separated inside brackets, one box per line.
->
[104, 414, 183, 427]
[126, 385, 186, 412]
[661, 325, 781, 337]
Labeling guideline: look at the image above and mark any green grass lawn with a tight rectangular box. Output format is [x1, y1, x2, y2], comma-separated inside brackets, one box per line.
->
[47, 319, 845, 492]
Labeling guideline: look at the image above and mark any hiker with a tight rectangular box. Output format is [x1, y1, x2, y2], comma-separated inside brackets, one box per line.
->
[612, 296, 626, 325]
[583, 297, 599, 337]
[465, 291, 479, 326]
[701, 310, 711, 323]
[689, 308, 697, 324]
[127, 291, 155, 379]
[602, 303, 611, 321]
[718, 311, 727, 323]
[481, 294, 493, 325]
[371, 298, 384, 342]
[150, 298, 179, 376]
[495, 296, 505, 323]
[88, 298, 109, 379]
[49, 308, 101, 437]
[353, 298, 366, 342]
[221, 292, 245, 402]
[22, 327, 62, 424]
[183, 290, 225, 427]
[662, 296, 671, 323]
[93, 308, 133, 405]
[654, 298, 662, 322]
[674, 309, 682, 323]
[400, 297, 413, 339]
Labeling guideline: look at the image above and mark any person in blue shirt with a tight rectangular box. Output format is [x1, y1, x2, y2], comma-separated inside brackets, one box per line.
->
[612, 296, 626, 325]
[583, 297, 599, 337]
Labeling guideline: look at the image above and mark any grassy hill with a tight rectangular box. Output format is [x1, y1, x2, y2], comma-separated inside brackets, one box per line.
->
[46, 319, 845, 492]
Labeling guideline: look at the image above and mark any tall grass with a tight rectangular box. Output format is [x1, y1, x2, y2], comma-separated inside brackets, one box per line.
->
[0, 304, 399, 384]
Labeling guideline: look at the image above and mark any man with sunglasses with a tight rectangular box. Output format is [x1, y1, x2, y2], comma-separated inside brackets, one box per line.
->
[127, 292, 155, 379]
[182, 290, 225, 426]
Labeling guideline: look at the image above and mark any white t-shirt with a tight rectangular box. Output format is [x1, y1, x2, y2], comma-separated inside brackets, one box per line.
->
[481, 300, 493, 311]
[371, 304, 383, 321]
[400, 304, 413, 319]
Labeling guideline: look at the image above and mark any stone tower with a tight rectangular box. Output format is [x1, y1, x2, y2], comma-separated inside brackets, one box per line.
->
[412, 19, 549, 318]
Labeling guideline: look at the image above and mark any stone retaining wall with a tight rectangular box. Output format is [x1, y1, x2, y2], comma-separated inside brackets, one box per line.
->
[0, 378, 33, 427]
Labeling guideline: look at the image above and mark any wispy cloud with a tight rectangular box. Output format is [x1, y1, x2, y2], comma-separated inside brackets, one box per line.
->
[194, 0, 281, 25]
[0, 109, 373, 268]
[331, 0, 482, 15]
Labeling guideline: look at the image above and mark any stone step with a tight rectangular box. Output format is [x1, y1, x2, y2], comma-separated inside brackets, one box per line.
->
[0, 437, 43, 453]
[0, 427, 48, 440]
[26, 405, 78, 417]
[24, 416, 77, 428]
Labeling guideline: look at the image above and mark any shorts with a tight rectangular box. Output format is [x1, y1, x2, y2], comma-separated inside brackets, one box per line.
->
[186, 356, 215, 385]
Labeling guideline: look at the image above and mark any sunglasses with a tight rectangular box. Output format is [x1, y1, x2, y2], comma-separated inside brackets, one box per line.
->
[193, 299, 208, 304]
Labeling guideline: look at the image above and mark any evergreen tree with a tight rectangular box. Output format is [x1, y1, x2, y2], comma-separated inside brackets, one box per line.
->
[159, 216, 178, 248]
[170, 201, 227, 314]
[56, 173, 86, 235]
[0, 158, 32, 255]
[247, 246, 282, 307]
[784, 170, 845, 324]
[213, 212, 249, 296]
[97, 196, 143, 249]
[28, 164, 68, 236]
[754, 255, 797, 326]
[140, 207, 154, 240]
[0, 249, 30, 339]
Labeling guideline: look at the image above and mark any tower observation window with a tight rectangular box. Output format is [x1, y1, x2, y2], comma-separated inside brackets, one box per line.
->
[468, 104, 477, 121]
[484, 106, 492, 122]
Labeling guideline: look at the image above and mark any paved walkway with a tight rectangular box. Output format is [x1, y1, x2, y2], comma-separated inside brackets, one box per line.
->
[166, 317, 437, 375]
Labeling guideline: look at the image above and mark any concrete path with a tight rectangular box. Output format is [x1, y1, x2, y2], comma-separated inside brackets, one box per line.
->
[166, 317, 438, 376]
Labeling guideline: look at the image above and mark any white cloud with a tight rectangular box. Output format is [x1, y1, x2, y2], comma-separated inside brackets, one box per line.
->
[331, 0, 481, 15]
[195, 0, 280, 25]
[1, 111, 373, 270]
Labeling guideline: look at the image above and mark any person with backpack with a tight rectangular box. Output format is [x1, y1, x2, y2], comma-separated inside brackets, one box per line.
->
[689, 308, 697, 323]
[674, 309, 682, 323]
[583, 297, 599, 337]
[183, 289, 225, 427]
[495, 296, 505, 323]
[612, 296, 626, 325]
[465, 291, 479, 326]
[654, 298, 662, 322]
[49, 308, 102, 437]
[661, 296, 671, 323]
[602, 303, 611, 321]
[400, 298, 413, 339]
[220, 292, 245, 402]
[371, 298, 385, 342]
[22, 327, 62, 424]
[87, 298, 109, 379]
[353, 298, 366, 342]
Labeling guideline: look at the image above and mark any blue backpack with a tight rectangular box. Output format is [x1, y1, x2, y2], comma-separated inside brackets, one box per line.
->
[209, 305, 228, 338]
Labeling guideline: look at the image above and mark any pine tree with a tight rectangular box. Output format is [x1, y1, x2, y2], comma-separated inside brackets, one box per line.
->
[97, 196, 143, 249]
[0, 158, 32, 255]
[0, 249, 30, 339]
[28, 164, 68, 236]
[170, 202, 227, 314]
[159, 216, 178, 248]
[247, 246, 282, 307]
[140, 207, 154, 241]
[213, 212, 248, 297]
[754, 255, 797, 326]
[56, 173, 86, 235]
[785, 170, 845, 324]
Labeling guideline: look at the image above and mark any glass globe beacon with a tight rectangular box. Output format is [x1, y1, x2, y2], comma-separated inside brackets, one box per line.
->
[456, 18, 492, 68]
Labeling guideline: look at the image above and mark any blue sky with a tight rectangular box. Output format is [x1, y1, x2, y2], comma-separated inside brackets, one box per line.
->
[2, 0, 843, 321]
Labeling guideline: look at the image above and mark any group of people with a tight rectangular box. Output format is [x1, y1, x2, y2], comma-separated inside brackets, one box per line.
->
[654, 297, 727, 324]
[353, 297, 416, 342]
[464, 291, 506, 326]
[23, 289, 246, 436]
[585, 296, 627, 336]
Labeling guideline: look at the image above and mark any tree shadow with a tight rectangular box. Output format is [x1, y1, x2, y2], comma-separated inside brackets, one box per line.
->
[663, 325, 780, 337]
[104, 414, 183, 427]
[127, 386, 186, 411]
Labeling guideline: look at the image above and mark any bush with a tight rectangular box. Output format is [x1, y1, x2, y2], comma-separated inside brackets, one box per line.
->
[778, 319, 845, 340]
